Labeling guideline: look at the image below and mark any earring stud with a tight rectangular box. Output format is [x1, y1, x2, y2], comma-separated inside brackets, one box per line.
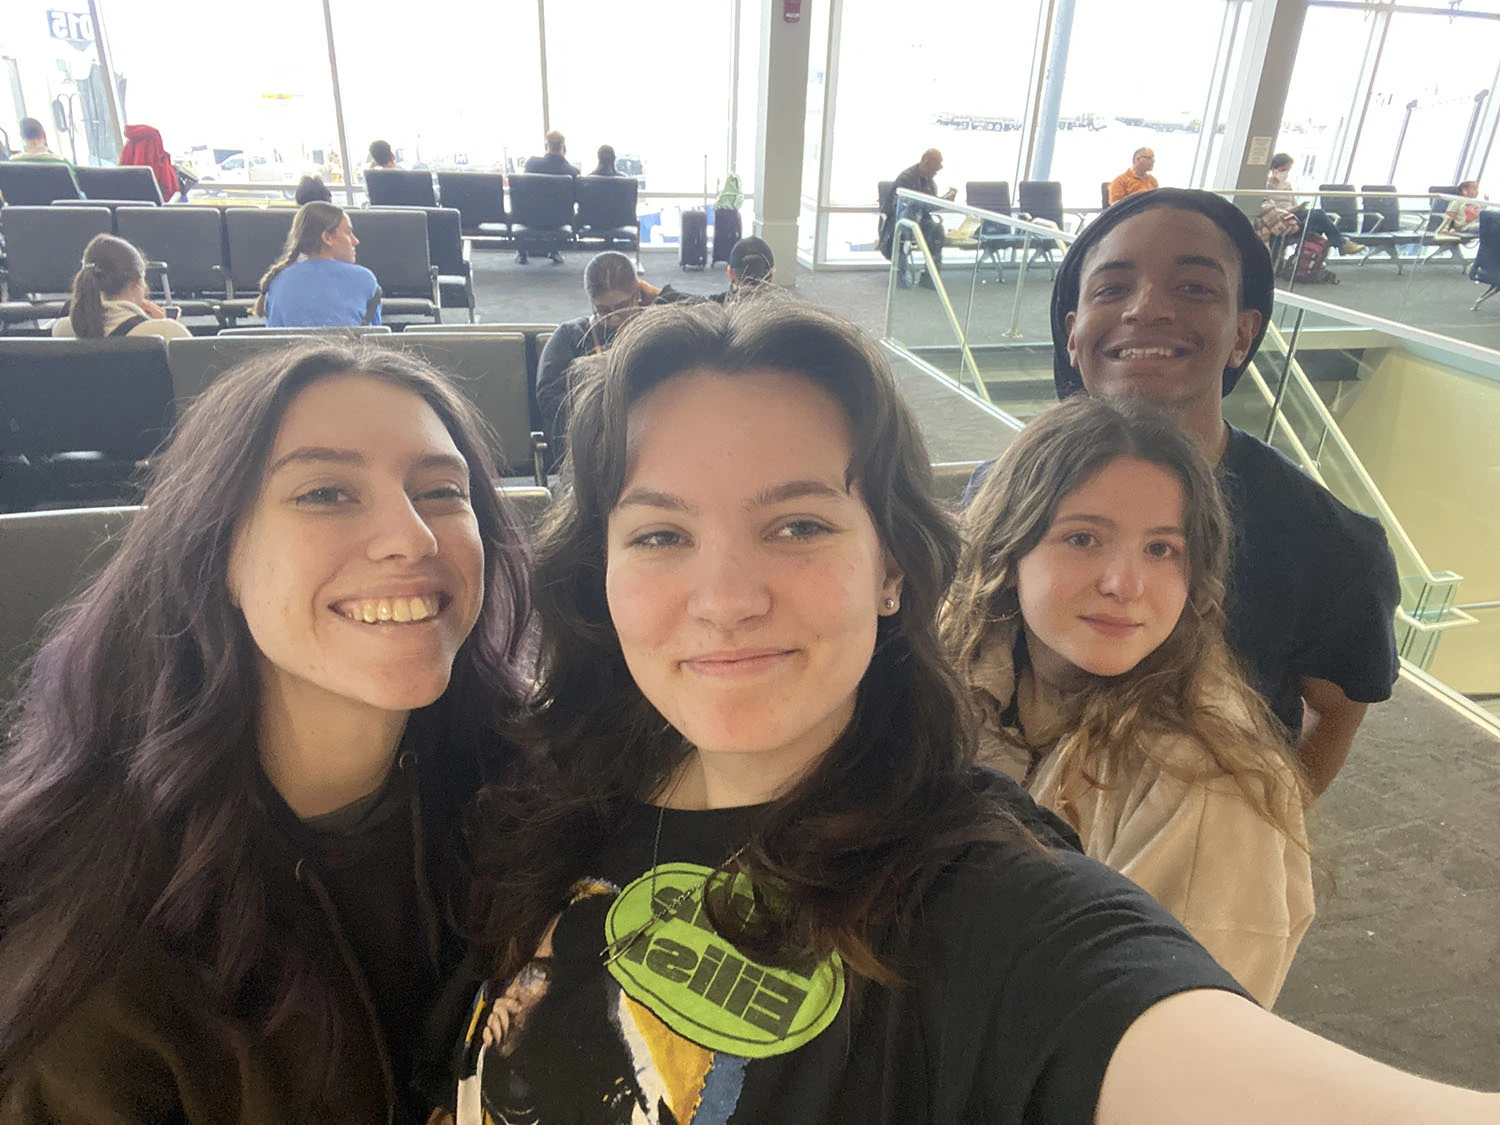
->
[884, 597, 897, 610]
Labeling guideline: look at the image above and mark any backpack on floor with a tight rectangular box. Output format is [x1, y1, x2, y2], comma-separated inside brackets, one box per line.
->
[1287, 233, 1338, 284]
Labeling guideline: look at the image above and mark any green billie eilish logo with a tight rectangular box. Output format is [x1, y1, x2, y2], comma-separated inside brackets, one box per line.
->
[603, 862, 844, 1058]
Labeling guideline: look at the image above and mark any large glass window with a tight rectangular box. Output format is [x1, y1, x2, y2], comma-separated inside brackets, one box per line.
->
[1346, 11, 1500, 190]
[543, 0, 738, 196]
[1037, 0, 1244, 209]
[329, 0, 541, 176]
[0, 2, 114, 165]
[106, 0, 338, 193]
[825, 0, 1045, 260]
[1279, 4, 1382, 189]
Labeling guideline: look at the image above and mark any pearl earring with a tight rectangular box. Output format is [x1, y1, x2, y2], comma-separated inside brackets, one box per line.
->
[884, 597, 897, 610]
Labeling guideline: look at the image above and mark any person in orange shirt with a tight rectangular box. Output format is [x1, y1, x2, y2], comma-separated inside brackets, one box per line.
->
[1108, 148, 1158, 205]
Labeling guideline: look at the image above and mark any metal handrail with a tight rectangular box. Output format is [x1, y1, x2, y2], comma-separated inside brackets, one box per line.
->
[888, 216, 988, 402]
[895, 188, 1076, 241]
[1253, 315, 1461, 596]
[1273, 288, 1500, 364]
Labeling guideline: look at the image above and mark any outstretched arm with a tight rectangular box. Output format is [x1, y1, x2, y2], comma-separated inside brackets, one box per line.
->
[1297, 676, 1367, 796]
[1097, 989, 1496, 1125]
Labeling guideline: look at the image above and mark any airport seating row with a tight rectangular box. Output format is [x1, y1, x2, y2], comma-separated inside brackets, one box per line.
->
[0, 328, 555, 513]
[0, 162, 165, 206]
[1316, 184, 1479, 274]
[0, 204, 471, 328]
[368, 170, 640, 256]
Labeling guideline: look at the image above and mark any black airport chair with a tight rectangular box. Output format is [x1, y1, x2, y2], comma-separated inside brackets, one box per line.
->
[0, 162, 82, 206]
[966, 181, 1027, 282]
[437, 172, 509, 243]
[1469, 209, 1499, 310]
[0, 504, 138, 697]
[0, 206, 113, 326]
[115, 205, 226, 316]
[348, 208, 441, 323]
[219, 208, 297, 323]
[507, 174, 576, 262]
[365, 168, 437, 208]
[0, 337, 175, 510]
[424, 207, 476, 322]
[74, 166, 163, 205]
[1016, 180, 1065, 277]
[1357, 185, 1424, 273]
[575, 176, 640, 249]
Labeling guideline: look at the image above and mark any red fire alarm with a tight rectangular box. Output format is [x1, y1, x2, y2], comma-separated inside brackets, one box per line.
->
[783, 0, 801, 21]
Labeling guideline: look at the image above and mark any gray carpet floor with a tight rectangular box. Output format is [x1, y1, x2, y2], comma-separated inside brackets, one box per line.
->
[473, 246, 1500, 1088]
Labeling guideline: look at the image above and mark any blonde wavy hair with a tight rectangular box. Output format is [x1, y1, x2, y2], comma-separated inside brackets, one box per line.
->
[942, 396, 1309, 843]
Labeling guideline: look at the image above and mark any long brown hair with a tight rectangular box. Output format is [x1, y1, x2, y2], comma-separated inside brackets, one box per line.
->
[465, 300, 1033, 986]
[66, 233, 147, 338]
[0, 342, 532, 1074]
[253, 201, 346, 316]
[943, 396, 1308, 840]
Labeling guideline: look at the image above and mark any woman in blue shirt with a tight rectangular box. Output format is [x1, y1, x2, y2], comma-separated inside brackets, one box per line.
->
[257, 201, 382, 327]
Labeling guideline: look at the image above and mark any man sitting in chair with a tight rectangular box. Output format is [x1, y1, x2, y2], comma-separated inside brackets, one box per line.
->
[1107, 147, 1158, 204]
[881, 148, 958, 289]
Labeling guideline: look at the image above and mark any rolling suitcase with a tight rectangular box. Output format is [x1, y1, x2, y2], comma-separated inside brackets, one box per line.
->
[712, 207, 742, 265]
[680, 209, 708, 270]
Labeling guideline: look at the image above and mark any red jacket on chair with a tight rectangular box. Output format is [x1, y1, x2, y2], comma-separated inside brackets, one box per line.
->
[120, 124, 179, 200]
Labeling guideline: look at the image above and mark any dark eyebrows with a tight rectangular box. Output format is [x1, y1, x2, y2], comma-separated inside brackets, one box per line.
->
[615, 487, 694, 514]
[1085, 253, 1227, 280]
[267, 447, 363, 475]
[266, 447, 469, 477]
[1053, 512, 1186, 536]
[612, 478, 848, 515]
[753, 479, 848, 506]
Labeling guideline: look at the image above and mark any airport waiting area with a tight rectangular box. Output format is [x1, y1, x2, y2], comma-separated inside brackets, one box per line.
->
[2, 0, 1499, 1117]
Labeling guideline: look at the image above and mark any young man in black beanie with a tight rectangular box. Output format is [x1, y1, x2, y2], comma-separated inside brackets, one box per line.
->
[1043, 187, 1399, 795]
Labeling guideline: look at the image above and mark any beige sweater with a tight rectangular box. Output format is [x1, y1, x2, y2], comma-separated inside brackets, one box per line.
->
[967, 626, 1314, 1008]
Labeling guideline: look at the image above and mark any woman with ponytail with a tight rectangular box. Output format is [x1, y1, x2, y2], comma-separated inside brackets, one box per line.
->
[256, 201, 382, 328]
[52, 234, 191, 341]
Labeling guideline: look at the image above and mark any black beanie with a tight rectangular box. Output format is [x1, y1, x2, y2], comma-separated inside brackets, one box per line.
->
[1049, 187, 1275, 401]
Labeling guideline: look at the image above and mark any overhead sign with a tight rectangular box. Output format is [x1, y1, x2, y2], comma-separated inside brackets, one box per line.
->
[47, 10, 94, 44]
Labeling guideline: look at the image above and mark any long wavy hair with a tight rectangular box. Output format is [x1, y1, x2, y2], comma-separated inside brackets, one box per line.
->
[943, 396, 1307, 840]
[465, 300, 1032, 986]
[254, 200, 347, 316]
[0, 342, 533, 1070]
[66, 233, 147, 338]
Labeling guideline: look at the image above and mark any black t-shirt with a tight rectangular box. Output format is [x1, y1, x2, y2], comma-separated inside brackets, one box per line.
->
[452, 790, 1245, 1124]
[1218, 425, 1400, 733]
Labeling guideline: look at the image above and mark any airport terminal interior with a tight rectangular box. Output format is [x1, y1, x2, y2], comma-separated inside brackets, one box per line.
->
[2, 0, 1499, 1090]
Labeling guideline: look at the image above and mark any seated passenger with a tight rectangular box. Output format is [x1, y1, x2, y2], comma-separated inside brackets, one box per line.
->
[945, 394, 1313, 1006]
[590, 144, 622, 177]
[1257, 153, 1365, 257]
[0, 344, 533, 1122]
[707, 234, 776, 303]
[256, 202, 382, 328]
[12, 116, 70, 164]
[536, 251, 689, 448]
[523, 130, 580, 177]
[52, 233, 191, 341]
[368, 139, 397, 169]
[295, 174, 333, 205]
[1438, 181, 1486, 236]
[442, 298, 1498, 1125]
[1108, 147, 1158, 204]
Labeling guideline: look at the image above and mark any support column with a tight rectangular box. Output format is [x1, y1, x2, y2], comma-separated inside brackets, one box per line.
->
[1029, 0, 1076, 180]
[1211, 0, 1307, 209]
[753, 0, 813, 286]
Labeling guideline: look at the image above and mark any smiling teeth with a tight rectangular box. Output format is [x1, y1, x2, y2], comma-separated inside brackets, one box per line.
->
[1117, 346, 1177, 358]
[337, 595, 440, 624]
